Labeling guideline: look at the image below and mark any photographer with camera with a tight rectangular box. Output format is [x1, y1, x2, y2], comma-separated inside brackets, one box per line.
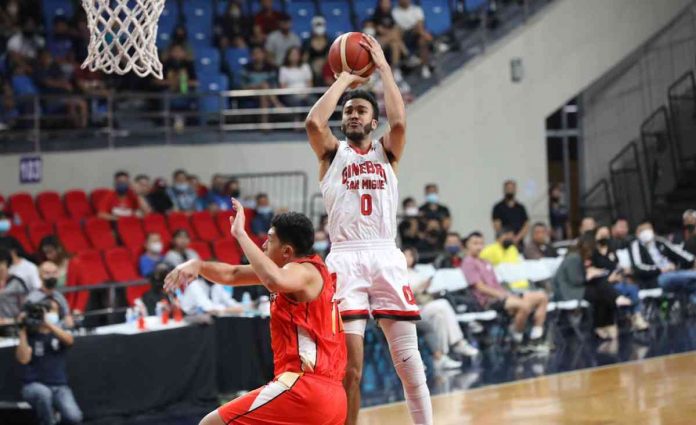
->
[15, 261, 82, 425]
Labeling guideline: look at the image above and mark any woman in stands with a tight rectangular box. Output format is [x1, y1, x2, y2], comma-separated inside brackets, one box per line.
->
[38, 236, 71, 288]
[592, 226, 648, 331]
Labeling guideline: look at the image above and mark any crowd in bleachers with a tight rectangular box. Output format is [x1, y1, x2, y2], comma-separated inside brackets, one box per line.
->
[0, 0, 472, 131]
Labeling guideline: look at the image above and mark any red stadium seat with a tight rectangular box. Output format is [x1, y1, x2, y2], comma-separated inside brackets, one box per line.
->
[56, 219, 91, 253]
[65, 250, 110, 312]
[189, 241, 213, 261]
[64, 189, 93, 220]
[36, 191, 68, 223]
[213, 239, 242, 265]
[8, 192, 41, 224]
[90, 188, 113, 213]
[104, 247, 147, 305]
[142, 213, 172, 247]
[116, 216, 146, 250]
[28, 221, 54, 251]
[84, 217, 117, 250]
[215, 210, 234, 238]
[167, 211, 194, 236]
[244, 208, 255, 234]
[191, 211, 221, 242]
[8, 223, 33, 254]
[0, 193, 6, 211]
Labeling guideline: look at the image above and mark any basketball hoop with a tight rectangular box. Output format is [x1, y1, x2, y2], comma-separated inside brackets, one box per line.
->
[81, 0, 165, 79]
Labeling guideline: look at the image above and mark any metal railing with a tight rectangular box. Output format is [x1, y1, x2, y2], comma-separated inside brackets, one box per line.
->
[609, 141, 648, 227]
[667, 70, 696, 165]
[640, 106, 678, 213]
[580, 178, 613, 225]
[219, 171, 309, 214]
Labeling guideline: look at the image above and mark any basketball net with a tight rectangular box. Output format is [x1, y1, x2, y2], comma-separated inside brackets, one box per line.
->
[81, 0, 165, 79]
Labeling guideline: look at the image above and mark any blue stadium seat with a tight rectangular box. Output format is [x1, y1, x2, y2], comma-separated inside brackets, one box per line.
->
[156, 2, 180, 49]
[224, 47, 251, 74]
[248, 0, 285, 15]
[319, 1, 354, 39]
[195, 47, 222, 76]
[353, 0, 377, 26]
[11, 76, 38, 96]
[189, 20, 214, 47]
[464, 0, 487, 12]
[286, 0, 316, 40]
[183, 0, 214, 25]
[42, 0, 74, 29]
[198, 74, 229, 116]
[421, 0, 452, 36]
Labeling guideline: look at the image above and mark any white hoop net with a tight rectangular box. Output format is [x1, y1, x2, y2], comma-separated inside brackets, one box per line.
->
[81, 0, 165, 79]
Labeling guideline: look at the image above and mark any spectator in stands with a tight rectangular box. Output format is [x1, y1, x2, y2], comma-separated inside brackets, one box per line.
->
[16, 263, 82, 425]
[164, 229, 199, 267]
[419, 183, 451, 230]
[158, 44, 198, 129]
[226, 178, 241, 199]
[203, 175, 234, 212]
[554, 233, 630, 341]
[492, 180, 529, 249]
[167, 25, 194, 60]
[0, 248, 30, 327]
[592, 226, 648, 331]
[265, 14, 301, 67]
[480, 227, 529, 291]
[578, 216, 596, 236]
[303, 16, 330, 86]
[6, 17, 44, 67]
[46, 17, 75, 66]
[241, 47, 283, 125]
[133, 174, 152, 209]
[630, 221, 696, 299]
[139, 233, 164, 277]
[462, 232, 548, 350]
[279, 46, 313, 109]
[402, 196, 420, 219]
[373, 0, 407, 81]
[166, 169, 198, 213]
[313, 229, 330, 260]
[548, 183, 570, 241]
[99, 171, 150, 220]
[147, 178, 176, 214]
[523, 222, 558, 259]
[398, 208, 421, 249]
[34, 50, 88, 129]
[189, 174, 209, 201]
[24, 262, 74, 329]
[254, 0, 285, 35]
[434, 232, 464, 268]
[141, 262, 179, 315]
[392, 0, 433, 79]
[405, 247, 478, 370]
[0, 77, 19, 131]
[417, 218, 446, 261]
[251, 194, 274, 238]
[0, 233, 41, 291]
[610, 216, 631, 250]
[215, 0, 250, 49]
[38, 236, 70, 288]
[179, 276, 244, 316]
[671, 209, 696, 251]
[0, 0, 23, 42]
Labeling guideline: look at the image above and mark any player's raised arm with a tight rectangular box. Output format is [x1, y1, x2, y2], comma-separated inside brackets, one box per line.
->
[305, 73, 366, 160]
[361, 35, 406, 164]
[164, 260, 260, 291]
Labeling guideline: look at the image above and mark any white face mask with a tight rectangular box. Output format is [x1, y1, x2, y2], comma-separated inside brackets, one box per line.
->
[363, 27, 376, 37]
[313, 25, 326, 36]
[639, 229, 655, 244]
[148, 241, 163, 254]
[45, 312, 60, 325]
[405, 207, 419, 217]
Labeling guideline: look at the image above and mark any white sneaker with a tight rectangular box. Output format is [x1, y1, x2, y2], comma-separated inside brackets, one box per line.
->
[452, 340, 479, 357]
[434, 355, 462, 370]
[421, 65, 432, 79]
[393, 68, 404, 82]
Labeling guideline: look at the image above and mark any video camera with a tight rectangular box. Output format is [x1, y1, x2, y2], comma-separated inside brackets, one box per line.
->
[19, 302, 47, 333]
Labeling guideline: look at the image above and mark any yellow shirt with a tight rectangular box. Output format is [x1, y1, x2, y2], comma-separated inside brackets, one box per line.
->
[479, 242, 529, 290]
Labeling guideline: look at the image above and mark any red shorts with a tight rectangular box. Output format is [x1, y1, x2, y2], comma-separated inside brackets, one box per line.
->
[217, 372, 347, 425]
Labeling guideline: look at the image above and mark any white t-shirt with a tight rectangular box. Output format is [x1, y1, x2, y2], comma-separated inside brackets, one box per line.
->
[7, 33, 45, 59]
[179, 279, 240, 314]
[392, 5, 425, 31]
[9, 258, 42, 291]
[279, 64, 312, 89]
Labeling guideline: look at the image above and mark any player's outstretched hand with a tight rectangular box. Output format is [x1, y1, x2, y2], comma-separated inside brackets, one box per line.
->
[359, 34, 388, 72]
[335, 71, 368, 89]
[229, 198, 247, 238]
[164, 259, 201, 292]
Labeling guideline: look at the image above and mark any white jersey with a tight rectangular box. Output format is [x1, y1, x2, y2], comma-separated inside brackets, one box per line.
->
[320, 139, 399, 243]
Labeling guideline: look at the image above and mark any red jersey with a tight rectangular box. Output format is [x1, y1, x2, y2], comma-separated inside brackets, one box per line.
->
[269, 255, 346, 382]
[99, 190, 139, 217]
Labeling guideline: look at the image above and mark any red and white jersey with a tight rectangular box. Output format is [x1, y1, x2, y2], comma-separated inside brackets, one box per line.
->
[320, 140, 399, 243]
[270, 255, 346, 382]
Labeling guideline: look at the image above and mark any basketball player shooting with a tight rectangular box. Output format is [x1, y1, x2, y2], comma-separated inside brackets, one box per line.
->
[164, 200, 347, 425]
[305, 35, 433, 425]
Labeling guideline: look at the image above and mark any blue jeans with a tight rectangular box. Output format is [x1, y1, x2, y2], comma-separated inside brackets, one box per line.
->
[22, 382, 83, 425]
[614, 282, 641, 314]
[658, 270, 696, 295]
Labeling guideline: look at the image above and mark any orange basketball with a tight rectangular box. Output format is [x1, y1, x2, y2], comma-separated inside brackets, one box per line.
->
[328, 32, 375, 78]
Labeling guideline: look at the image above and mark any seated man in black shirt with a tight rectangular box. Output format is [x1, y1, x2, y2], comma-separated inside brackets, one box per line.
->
[492, 180, 529, 247]
[419, 183, 451, 230]
[16, 297, 82, 425]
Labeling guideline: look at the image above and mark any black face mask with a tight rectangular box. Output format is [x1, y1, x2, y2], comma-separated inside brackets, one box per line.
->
[501, 240, 514, 249]
[504, 193, 515, 201]
[686, 224, 695, 233]
[43, 278, 58, 290]
[230, 189, 240, 198]
[596, 238, 609, 247]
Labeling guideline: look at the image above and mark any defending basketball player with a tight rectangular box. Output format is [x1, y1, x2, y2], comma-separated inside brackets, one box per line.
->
[305, 35, 433, 425]
[164, 200, 347, 425]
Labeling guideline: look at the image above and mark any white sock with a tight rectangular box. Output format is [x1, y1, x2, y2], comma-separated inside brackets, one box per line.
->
[530, 326, 544, 340]
[380, 319, 433, 425]
[512, 331, 524, 343]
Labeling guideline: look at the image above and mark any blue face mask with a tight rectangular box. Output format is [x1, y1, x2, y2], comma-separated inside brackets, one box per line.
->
[257, 206, 273, 215]
[0, 219, 10, 233]
[313, 240, 329, 251]
[425, 193, 439, 204]
[445, 245, 460, 255]
[115, 182, 129, 195]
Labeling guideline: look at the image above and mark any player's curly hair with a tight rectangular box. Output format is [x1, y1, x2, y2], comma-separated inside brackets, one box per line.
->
[271, 212, 315, 257]
[342, 89, 379, 121]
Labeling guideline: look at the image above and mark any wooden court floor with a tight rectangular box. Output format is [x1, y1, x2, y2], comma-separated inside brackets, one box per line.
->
[358, 351, 696, 425]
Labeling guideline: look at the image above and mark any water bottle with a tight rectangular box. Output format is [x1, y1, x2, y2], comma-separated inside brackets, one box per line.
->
[258, 295, 270, 317]
[241, 291, 253, 315]
[179, 71, 189, 94]
[125, 307, 135, 324]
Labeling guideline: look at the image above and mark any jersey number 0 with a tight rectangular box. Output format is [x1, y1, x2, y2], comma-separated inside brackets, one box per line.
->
[360, 194, 372, 216]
